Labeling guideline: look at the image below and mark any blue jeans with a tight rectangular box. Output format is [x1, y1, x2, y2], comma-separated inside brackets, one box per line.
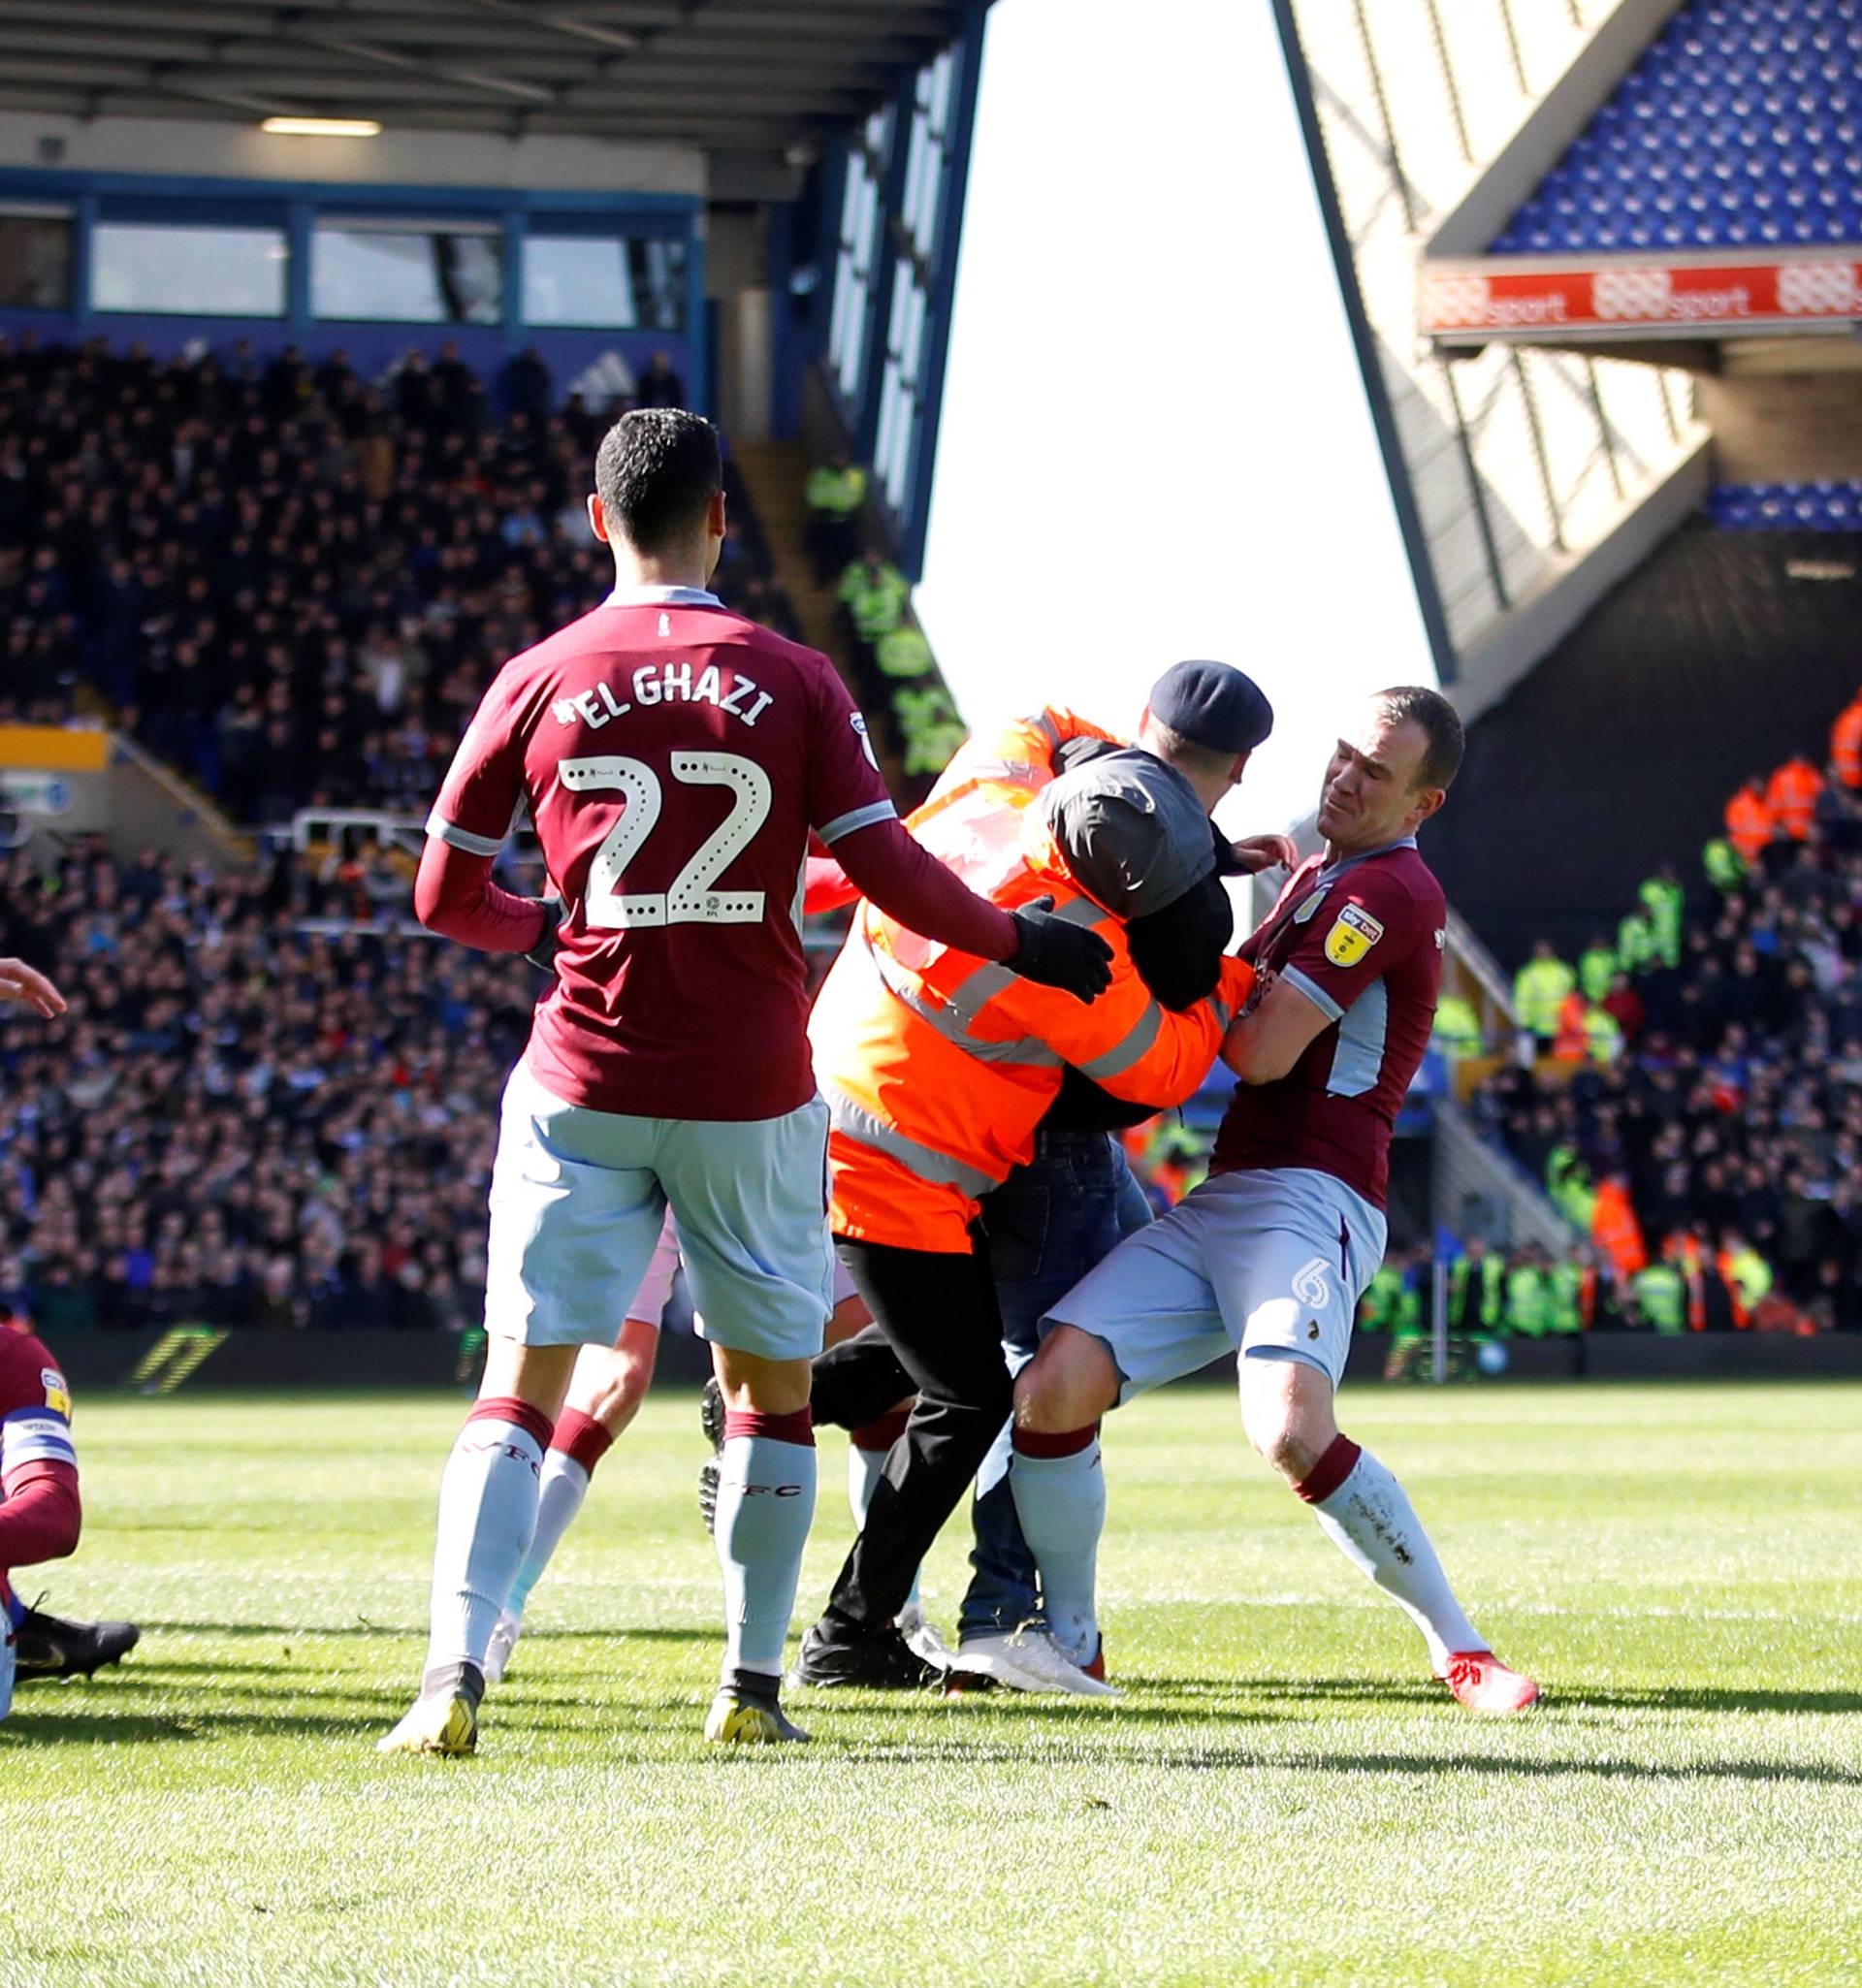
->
[959, 1128, 1154, 1638]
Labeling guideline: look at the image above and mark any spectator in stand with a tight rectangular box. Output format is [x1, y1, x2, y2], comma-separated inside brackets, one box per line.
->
[837, 548, 909, 657]
[1766, 754, 1824, 843]
[1831, 689, 1862, 789]
[803, 453, 868, 584]
[874, 620, 934, 684]
[1512, 939, 1575, 1050]
[1578, 933, 1617, 1005]
[1637, 864, 1685, 968]
[1447, 1239, 1505, 1335]
[636, 351, 686, 409]
[1601, 970, 1644, 1046]
[1432, 989, 1483, 1059]
[1724, 775, 1775, 867]
[503, 347, 552, 429]
[1702, 832, 1748, 895]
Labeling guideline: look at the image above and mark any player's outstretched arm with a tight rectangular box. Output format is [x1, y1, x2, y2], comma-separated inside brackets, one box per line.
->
[0, 958, 66, 1017]
[413, 839, 552, 956]
[830, 819, 1112, 1002]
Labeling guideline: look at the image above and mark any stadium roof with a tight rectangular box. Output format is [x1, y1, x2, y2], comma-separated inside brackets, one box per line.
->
[0, 1, 974, 150]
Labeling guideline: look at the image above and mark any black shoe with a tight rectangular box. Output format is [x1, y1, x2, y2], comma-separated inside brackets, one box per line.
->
[789, 1618, 947, 1691]
[697, 1377, 726, 1534]
[15, 1608, 141, 1682]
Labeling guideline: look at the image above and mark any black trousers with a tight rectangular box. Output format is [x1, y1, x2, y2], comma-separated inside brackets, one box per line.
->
[819, 1235, 1012, 1633]
[809, 1321, 914, 1431]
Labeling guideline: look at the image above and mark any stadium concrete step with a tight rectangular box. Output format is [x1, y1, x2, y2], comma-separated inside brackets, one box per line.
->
[730, 440, 845, 659]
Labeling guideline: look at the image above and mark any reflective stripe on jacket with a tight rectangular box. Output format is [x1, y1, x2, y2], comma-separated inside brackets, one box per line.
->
[811, 708, 1253, 1251]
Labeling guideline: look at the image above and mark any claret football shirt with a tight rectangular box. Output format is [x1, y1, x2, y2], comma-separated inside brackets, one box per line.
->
[1, 1323, 77, 1625]
[1212, 836, 1446, 1207]
[428, 586, 897, 1122]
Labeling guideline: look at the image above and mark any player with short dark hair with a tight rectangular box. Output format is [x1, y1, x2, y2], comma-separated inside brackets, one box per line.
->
[379, 408, 1111, 1753]
[1009, 687, 1540, 1712]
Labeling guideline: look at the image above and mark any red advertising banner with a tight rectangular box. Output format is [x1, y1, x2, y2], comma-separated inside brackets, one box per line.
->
[1421, 256, 1862, 340]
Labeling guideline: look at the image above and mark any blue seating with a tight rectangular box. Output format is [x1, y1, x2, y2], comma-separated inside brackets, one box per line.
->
[1706, 479, 1862, 529]
[1493, 0, 1862, 252]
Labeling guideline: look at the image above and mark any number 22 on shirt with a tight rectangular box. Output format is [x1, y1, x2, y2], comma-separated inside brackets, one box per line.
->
[560, 750, 772, 928]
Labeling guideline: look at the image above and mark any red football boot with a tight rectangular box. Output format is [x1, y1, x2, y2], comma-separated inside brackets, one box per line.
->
[1439, 1650, 1540, 1713]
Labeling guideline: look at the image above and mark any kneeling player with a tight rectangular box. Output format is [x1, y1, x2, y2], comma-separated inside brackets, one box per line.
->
[1, 965, 139, 1704]
[2, 1321, 115, 1721]
[1010, 691, 1539, 1713]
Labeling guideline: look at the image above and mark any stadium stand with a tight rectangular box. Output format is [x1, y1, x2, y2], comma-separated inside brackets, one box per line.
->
[1492, 0, 1862, 255]
[1423, 519, 1862, 967]
[0, 839, 535, 1333]
[0, 831, 856, 1336]
[1469, 693, 1862, 1335]
[0, 332, 808, 821]
[0, 331, 973, 821]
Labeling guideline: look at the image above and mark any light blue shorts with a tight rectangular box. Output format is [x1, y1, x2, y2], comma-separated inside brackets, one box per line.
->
[1043, 1167, 1387, 1399]
[484, 1059, 835, 1362]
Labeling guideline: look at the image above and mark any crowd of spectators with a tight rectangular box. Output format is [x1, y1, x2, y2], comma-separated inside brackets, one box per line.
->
[0, 839, 542, 1333]
[1476, 706, 1862, 1335]
[0, 832, 854, 1336]
[0, 332, 800, 822]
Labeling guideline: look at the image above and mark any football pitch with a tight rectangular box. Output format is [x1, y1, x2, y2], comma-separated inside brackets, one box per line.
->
[2, 1383, 1858, 1988]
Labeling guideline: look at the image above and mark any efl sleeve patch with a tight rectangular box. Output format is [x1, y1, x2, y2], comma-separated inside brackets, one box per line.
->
[1323, 903, 1385, 968]
[42, 1368, 70, 1420]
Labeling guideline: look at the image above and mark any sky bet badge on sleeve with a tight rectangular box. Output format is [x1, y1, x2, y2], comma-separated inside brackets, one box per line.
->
[1324, 902, 1385, 968]
[43, 1367, 70, 1419]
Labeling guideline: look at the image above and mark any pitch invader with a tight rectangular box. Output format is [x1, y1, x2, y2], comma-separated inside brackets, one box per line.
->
[380, 410, 1111, 1753]
[1010, 689, 1539, 1713]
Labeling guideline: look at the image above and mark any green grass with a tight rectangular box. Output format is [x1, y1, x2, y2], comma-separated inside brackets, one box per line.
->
[3, 1383, 1860, 1988]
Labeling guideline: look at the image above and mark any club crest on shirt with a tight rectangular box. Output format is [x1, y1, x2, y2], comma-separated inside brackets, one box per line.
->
[42, 1367, 70, 1419]
[1324, 902, 1384, 968]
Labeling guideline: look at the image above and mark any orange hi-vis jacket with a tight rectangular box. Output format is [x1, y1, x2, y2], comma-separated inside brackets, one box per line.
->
[1766, 756, 1823, 841]
[1724, 783, 1774, 864]
[1831, 698, 1862, 788]
[810, 707, 1256, 1253]
[1590, 1177, 1647, 1280]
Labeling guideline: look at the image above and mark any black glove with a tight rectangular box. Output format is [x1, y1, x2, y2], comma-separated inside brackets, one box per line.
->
[523, 900, 562, 976]
[1008, 896, 1114, 1003]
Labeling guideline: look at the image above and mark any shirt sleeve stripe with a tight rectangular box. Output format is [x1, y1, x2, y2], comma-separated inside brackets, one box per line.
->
[818, 799, 898, 845]
[1281, 964, 1345, 1023]
[424, 810, 505, 858]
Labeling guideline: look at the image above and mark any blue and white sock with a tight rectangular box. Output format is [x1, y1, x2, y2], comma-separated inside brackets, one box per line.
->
[422, 1395, 552, 1690]
[1297, 1434, 1487, 1672]
[715, 1408, 818, 1681]
[504, 1409, 612, 1622]
[1009, 1425, 1105, 1664]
